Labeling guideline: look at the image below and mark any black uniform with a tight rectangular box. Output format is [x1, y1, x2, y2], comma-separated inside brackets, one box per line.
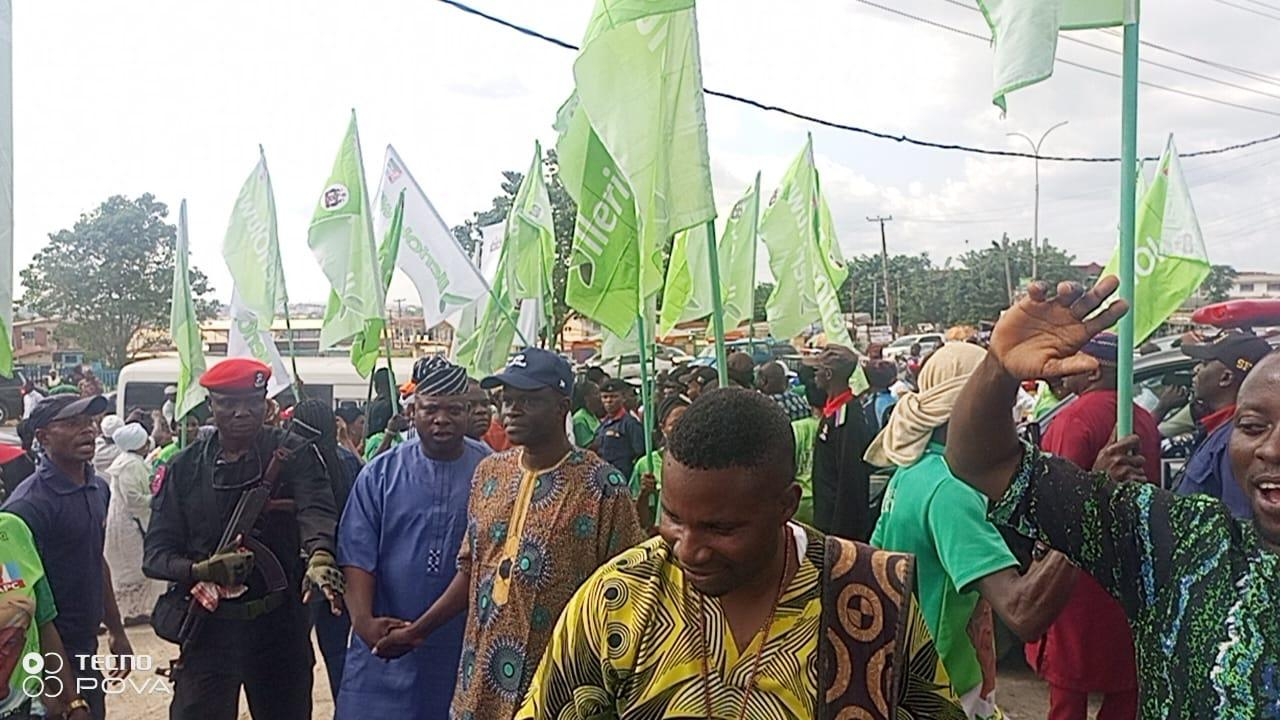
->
[812, 395, 876, 542]
[144, 427, 337, 720]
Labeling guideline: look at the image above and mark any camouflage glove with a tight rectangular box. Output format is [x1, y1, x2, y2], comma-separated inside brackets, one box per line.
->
[192, 549, 254, 587]
[302, 550, 345, 604]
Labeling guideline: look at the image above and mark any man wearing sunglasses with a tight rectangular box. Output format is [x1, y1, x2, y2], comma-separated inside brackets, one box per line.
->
[334, 357, 490, 719]
[143, 359, 341, 720]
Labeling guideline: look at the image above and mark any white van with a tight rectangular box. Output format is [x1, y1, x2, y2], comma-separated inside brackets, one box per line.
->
[115, 356, 420, 416]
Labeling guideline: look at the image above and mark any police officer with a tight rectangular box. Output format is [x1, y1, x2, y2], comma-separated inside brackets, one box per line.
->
[143, 359, 343, 720]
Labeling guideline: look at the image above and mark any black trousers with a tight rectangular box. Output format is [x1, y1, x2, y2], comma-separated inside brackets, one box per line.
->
[169, 597, 313, 720]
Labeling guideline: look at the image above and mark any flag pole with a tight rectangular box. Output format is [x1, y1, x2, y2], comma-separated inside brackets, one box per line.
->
[746, 172, 761, 343]
[381, 316, 400, 415]
[1116, 19, 1140, 437]
[704, 218, 729, 387]
[635, 312, 656, 466]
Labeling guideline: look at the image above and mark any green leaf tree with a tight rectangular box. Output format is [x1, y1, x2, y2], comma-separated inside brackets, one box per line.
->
[1200, 264, 1238, 303]
[20, 194, 218, 367]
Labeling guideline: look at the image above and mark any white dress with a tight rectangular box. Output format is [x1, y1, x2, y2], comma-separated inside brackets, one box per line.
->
[104, 451, 164, 622]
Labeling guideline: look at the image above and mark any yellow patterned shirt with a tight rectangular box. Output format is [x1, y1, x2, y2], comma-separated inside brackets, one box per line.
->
[517, 525, 961, 719]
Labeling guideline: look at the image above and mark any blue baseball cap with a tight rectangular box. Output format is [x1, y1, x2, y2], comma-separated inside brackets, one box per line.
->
[481, 348, 573, 397]
[1081, 332, 1119, 364]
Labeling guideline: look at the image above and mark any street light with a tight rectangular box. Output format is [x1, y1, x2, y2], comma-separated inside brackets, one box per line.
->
[1008, 121, 1069, 280]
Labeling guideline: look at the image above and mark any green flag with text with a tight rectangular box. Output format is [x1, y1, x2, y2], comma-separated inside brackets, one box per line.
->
[349, 190, 405, 377]
[1100, 136, 1208, 344]
[558, 0, 716, 335]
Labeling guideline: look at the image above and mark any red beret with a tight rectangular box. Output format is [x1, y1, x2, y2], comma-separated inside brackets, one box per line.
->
[200, 358, 271, 394]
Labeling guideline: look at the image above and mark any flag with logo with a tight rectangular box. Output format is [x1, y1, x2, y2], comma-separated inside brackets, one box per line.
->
[223, 148, 292, 396]
[760, 135, 852, 346]
[348, 190, 406, 378]
[557, 0, 717, 336]
[310, 111, 384, 350]
[1100, 135, 1208, 344]
[977, 0, 1139, 111]
[373, 146, 490, 330]
[658, 223, 714, 336]
[719, 177, 760, 330]
[171, 200, 208, 418]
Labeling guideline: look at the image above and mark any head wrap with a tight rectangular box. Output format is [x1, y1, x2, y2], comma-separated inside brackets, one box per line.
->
[865, 342, 987, 468]
[112, 423, 150, 452]
[413, 356, 468, 397]
[100, 415, 124, 442]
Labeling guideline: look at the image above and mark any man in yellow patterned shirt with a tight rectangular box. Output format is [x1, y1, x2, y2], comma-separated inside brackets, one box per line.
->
[519, 389, 963, 720]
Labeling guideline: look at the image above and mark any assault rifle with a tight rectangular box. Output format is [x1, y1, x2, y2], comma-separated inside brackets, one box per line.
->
[159, 419, 321, 675]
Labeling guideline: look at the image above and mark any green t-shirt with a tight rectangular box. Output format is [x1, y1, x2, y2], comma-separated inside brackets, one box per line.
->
[791, 416, 819, 500]
[869, 443, 1018, 697]
[572, 408, 601, 449]
[363, 431, 405, 462]
[0, 513, 57, 713]
[630, 449, 663, 522]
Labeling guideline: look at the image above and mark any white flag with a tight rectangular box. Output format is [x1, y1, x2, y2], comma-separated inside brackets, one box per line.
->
[373, 146, 490, 330]
[227, 294, 292, 398]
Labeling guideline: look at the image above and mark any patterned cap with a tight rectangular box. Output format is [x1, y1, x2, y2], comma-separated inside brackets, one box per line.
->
[413, 356, 469, 397]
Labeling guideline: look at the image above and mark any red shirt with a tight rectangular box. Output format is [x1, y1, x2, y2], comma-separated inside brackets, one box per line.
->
[482, 417, 511, 452]
[1030, 389, 1161, 692]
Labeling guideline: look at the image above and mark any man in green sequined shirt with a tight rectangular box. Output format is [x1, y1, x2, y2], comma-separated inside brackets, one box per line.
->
[945, 276, 1279, 719]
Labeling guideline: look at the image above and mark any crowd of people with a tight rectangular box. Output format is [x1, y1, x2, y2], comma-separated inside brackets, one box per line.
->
[0, 276, 1276, 719]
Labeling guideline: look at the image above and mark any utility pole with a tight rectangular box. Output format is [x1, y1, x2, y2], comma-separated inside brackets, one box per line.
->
[994, 234, 1015, 305]
[867, 215, 895, 338]
[1008, 121, 1068, 280]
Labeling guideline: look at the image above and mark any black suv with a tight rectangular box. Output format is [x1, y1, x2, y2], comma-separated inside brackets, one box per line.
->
[0, 372, 23, 424]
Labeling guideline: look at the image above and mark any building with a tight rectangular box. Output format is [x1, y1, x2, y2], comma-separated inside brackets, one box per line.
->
[1227, 271, 1280, 299]
[199, 316, 455, 358]
[12, 318, 85, 368]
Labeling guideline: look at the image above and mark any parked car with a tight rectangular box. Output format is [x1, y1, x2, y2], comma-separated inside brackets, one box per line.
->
[880, 333, 944, 360]
[585, 344, 692, 381]
[0, 372, 25, 424]
[692, 338, 803, 370]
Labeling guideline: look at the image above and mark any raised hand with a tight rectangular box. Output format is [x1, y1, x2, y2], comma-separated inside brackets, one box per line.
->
[988, 277, 1129, 381]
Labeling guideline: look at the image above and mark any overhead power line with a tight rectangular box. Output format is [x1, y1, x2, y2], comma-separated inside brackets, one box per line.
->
[436, 0, 1280, 163]
[1207, 0, 1280, 21]
[935, 0, 1280, 103]
[857, 0, 1280, 118]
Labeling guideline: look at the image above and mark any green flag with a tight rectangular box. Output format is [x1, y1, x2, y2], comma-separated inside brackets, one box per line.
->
[223, 147, 286, 323]
[719, 176, 760, 330]
[456, 143, 554, 377]
[978, 0, 1138, 111]
[311, 111, 384, 350]
[349, 190, 405, 378]
[1100, 135, 1208, 344]
[658, 224, 713, 336]
[0, 0, 11, 378]
[558, 0, 716, 335]
[505, 142, 556, 320]
[171, 200, 208, 419]
[760, 135, 852, 346]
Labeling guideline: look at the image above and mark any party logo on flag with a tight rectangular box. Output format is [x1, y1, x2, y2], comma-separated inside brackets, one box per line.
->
[386, 159, 403, 184]
[321, 184, 349, 211]
[0, 563, 26, 593]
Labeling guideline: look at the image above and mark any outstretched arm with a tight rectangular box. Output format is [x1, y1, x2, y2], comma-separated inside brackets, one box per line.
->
[947, 278, 1129, 500]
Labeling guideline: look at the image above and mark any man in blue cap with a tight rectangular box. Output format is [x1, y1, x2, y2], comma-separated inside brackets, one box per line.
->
[4, 394, 132, 720]
[370, 348, 645, 720]
[1033, 332, 1161, 720]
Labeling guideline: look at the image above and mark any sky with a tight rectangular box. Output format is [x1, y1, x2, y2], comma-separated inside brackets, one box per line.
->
[11, 0, 1280, 307]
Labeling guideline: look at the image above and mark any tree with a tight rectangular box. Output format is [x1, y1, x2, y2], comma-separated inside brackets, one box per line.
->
[20, 194, 217, 367]
[451, 150, 578, 345]
[1201, 264, 1238, 303]
[753, 282, 773, 322]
